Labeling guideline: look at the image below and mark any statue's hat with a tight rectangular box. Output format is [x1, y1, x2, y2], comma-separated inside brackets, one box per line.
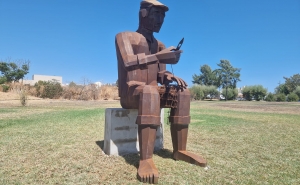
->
[140, 0, 169, 12]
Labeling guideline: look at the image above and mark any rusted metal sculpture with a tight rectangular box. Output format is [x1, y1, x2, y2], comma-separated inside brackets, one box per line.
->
[115, 0, 206, 183]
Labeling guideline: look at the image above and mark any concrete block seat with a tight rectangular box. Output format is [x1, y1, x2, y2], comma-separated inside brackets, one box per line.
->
[103, 108, 164, 156]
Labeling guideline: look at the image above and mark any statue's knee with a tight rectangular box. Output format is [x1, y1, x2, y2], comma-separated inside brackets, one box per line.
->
[184, 89, 190, 96]
[142, 85, 159, 95]
[177, 89, 191, 103]
[178, 88, 190, 96]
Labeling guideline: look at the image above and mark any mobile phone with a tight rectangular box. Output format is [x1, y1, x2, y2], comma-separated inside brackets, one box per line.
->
[175, 37, 184, 51]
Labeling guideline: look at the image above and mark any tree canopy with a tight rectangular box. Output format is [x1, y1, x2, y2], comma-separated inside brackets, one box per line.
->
[275, 73, 300, 95]
[215, 60, 241, 100]
[275, 83, 289, 95]
[192, 60, 240, 90]
[283, 73, 300, 94]
[242, 85, 267, 101]
[192, 65, 220, 86]
[0, 60, 30, 83]
[215, 60, 241, 89]
[193, 60, 241, 100]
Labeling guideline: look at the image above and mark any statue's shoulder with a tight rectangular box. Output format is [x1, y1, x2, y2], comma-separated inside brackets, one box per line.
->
[116, 31, 143, 38]
[115, 32, 144, 46]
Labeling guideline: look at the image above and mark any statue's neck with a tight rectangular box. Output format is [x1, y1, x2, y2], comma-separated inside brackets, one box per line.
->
[137, 27, 154, 42]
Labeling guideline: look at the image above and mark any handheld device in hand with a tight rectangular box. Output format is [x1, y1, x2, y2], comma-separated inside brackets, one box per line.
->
[174, 37, 184, 51]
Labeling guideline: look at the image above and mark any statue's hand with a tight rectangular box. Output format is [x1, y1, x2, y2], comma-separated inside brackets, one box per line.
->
[163, 72, 188, 89]
[156, 47, 183, 64]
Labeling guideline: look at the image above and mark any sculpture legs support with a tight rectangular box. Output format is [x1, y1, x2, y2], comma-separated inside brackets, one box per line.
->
[134, 87, 205, 184]
[171, 124, 207, 167]
[137, 125, 159, 184]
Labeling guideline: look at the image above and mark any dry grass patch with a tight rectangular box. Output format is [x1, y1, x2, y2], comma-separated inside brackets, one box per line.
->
[200, 101, 300, 115]
[1, 100, 300, 184]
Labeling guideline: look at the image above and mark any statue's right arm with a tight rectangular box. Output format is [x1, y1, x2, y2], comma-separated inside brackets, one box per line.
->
[115, 32, 158, 70]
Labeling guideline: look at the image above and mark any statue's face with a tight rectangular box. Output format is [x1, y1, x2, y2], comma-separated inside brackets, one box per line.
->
[143, 6, 165, 33]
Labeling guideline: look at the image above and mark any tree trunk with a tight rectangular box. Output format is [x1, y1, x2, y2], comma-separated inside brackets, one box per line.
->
[225, 87, 228, 101]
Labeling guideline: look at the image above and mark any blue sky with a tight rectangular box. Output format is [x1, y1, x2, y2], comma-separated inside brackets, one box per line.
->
[1, 0, 299, 92]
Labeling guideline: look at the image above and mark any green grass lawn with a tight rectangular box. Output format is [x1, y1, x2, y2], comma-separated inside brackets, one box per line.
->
[0, 100, 300, 184]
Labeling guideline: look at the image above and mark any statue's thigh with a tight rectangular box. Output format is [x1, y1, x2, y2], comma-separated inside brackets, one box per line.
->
[137, 85, 161, 125]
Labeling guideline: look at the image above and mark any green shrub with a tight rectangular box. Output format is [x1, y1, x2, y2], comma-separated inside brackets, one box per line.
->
[242, 85, 267, 101]
[34, 80, 63, 99]
[1, 84, 9, 92]
[253, 85, 267, 101]
[242, 86, 252, 101]
[222, 88, 238, 100]
[0, 76, 7, 84]
[190, 85, 219, 100]
[275, 93, 286, 102]
[287, 93, 299, 102]
[265, 93, 275, 102]
[275, 83, 289, 95]
[293, 86, 300, 99]
[202, 85, 219, 100]
[190, 85, 204, 100]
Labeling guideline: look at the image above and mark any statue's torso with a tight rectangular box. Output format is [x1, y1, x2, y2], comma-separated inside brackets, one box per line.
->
[116, 31, 166, 98]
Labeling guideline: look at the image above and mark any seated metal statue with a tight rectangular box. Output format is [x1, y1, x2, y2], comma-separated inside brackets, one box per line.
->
[115, 0, 206, 183]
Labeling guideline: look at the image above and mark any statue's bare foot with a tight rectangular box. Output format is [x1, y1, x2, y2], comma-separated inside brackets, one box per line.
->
[173, 150, 207, 167]
[137, 158, 159, 184]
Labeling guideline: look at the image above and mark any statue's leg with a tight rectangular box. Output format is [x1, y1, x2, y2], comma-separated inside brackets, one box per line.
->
[136, 85, 161, 184]
[169, 89, 206, 167]
[138, 125, 159, 183]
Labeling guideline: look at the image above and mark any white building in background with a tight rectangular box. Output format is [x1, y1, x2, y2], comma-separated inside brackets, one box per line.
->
[22, 75, 62, 86]
[94, 81, 102, 88]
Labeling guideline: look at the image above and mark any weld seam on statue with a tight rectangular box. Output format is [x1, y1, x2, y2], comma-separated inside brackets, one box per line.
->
[168, 116, 191, 124]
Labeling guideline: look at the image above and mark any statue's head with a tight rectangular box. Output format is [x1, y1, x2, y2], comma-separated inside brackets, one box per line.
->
[139, 0, 169, 33]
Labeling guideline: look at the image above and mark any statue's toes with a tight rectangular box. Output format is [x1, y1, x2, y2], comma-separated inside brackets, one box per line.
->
[138, 173, 158, 184]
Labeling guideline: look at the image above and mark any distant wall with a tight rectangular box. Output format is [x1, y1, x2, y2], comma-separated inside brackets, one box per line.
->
[22, 74, 62, 86]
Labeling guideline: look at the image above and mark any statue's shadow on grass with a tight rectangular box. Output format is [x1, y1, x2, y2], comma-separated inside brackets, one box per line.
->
[95, 141, 173, 169]
[95, 140, 104, 150]
[120, 148, 174, 168]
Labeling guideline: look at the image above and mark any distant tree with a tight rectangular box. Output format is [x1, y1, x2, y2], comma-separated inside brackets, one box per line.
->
[204, 86, 219, 100]
[276, 93, 286, 102]
[252, 85, 267, 101]
[0, 59, 30, 83]
[275, 83, 289, 95]
[283, 74, 300, 94]
[190, 85, 204, 100]
[190, 85, 219, 100]
[242, 86, 252, 101]
[293, 86, 300, 98]
[69, 81, 77, 87]
[215, 60, 241, 101]
[287, 93, 299, 102]
[0, 76, 7, 84]
[265, 93, 275, 102]
[222, 88, 238, 100]
[192, 65, 219, 86]
[242, 85, 267, 101]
